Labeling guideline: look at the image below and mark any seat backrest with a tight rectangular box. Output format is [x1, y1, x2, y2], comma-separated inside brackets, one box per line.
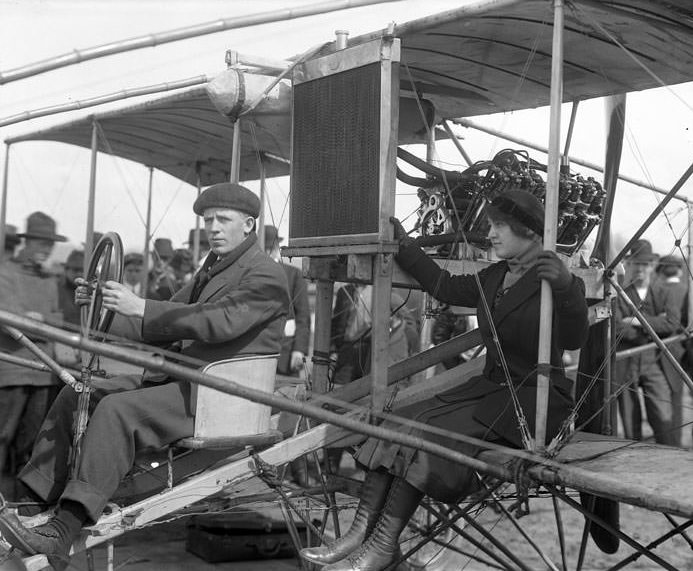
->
[192, 354, 279, 439]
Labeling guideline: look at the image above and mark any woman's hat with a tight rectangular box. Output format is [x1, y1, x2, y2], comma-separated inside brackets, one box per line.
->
[17, 211, 67, 242]
[488, 191, 544, 236]
[624, 239, 658, 262]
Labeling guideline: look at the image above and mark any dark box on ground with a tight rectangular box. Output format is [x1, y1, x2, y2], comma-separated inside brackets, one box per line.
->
[186, 509, 307, 562]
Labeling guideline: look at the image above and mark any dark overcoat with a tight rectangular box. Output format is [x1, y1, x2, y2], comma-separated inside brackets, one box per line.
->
[0, 255, 62, 387]
[355, 243, 589, 502]
[276, 262, 311, 375]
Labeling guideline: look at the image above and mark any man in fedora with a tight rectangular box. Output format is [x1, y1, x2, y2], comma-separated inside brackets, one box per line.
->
[0, 184, 289, 570]
[651, 254, 687, 446]
[185, 227, 210, 266]
[614, 239, 680, 445]
[0, 212, 65, 477]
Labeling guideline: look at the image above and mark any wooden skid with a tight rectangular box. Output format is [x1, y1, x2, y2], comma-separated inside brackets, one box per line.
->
[479, 432, 693, 518]
[69, 420, 354, 551]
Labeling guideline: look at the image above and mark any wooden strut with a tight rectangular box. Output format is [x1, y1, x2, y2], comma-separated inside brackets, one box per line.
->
[535, 0, 565, 451]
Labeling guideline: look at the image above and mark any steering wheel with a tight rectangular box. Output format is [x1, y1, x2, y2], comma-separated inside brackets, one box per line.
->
[82, 232, 124, 339]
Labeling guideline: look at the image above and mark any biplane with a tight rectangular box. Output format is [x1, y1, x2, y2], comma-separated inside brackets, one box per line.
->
[2, 0, 693, 570]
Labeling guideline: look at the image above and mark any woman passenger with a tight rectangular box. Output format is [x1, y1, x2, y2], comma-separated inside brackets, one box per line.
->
[300, 189, 589, 571]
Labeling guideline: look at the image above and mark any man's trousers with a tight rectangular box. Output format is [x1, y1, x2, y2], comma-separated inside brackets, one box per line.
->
[19, 375, 194, 522]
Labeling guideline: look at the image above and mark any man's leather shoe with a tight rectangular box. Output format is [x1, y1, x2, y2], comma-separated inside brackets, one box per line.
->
[0, 511, 71, 570]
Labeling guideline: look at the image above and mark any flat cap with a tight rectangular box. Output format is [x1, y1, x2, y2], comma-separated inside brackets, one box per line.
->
[193, 182, 260, 218]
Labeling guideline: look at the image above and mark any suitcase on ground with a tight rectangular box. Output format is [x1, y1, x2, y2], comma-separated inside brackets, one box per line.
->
[186, 508, 307, 562]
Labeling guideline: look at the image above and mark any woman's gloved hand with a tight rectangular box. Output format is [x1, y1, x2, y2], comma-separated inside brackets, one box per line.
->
[390, 217, 414, 247]
[536, 250, 572, 290]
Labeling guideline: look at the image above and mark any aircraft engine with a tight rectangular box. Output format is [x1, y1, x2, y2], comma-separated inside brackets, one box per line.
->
[399, 148, 605, 258]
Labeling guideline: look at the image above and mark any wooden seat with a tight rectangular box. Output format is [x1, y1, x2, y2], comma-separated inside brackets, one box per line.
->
[177, 354, 281, 449]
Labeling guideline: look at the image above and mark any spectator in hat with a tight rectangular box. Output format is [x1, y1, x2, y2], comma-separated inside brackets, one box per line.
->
[651, 254, 687, 446]
[0, 212, 65, 477]
[264, 225, 313, 486]
[614, 240, 682, 445]
[147, 238, 175, 300]
[57, 250, 84, 327]
[122, 253, 145, 296]
[264, 226, 310, 377]
[152, 249, 195, 300]
[0, 183, 289, 570]
[185, 227, 210, 266]
[3, 224, 21, 262]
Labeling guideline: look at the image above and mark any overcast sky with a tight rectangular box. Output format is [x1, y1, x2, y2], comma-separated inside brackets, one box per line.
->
[1, 0, 693, 264]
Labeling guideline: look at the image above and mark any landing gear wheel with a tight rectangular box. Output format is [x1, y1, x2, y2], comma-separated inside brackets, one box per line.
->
[83, 232, 124, 339]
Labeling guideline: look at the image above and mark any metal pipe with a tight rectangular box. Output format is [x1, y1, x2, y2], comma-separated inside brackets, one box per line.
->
[453, 118, 688, 204]
[142, 167, 154, 295]
[193, 167, 202, 265]
[335, 29, 349, 50]
[84, 120, 99, 260]
[688, 202, 693, 327]
[0, 75, 210, 128]
[608, 159, 693, 271]
[0, 0, 399, 85]
[0, 349, 108, 381]
[440, 121, 473, 167]
[0, 308, 553, 480]
[229, 120, 241, 183]
[258, 155, 266, 251]
[562, 99, 579, 157]
[0, 144, 9, 254]
[608, 275, 693, 395]
[535, 0, 564, 451]
[2, 326, 82, 391]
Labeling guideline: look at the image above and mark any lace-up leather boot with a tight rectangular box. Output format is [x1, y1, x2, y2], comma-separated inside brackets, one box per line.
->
[323, 476, 423, 571]
[300, 469, 394, 565]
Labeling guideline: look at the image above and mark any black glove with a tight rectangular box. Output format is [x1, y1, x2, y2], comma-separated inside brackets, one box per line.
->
[536, 250, 572, 290]
[390, 216, 414, 247]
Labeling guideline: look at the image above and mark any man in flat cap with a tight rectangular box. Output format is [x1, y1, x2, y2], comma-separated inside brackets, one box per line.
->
[0, 212, 65, 477]
[614, 240, 681, 446]
[0, 184, 289, 569]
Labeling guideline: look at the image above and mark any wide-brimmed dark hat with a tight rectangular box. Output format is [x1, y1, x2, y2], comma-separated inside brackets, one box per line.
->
[17, 211, 67, 242]
[153, 238, 174, 260]
[193, 182, 260, 218]
[185, 228, 208, 245]
[488, 191, 544, 236]
[624, 239, 658, 263]
[264, 225, 283, 247]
